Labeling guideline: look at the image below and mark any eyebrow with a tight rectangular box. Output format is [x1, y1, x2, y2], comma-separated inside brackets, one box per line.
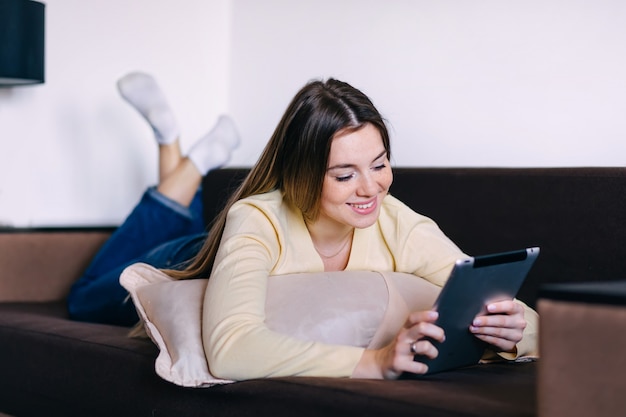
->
[327, 150, 387, 171]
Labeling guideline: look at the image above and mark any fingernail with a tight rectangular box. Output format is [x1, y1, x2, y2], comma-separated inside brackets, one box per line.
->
[487, 304, 496, 312]
[428, 311, 439, 320]
[472, 319, 480, 326]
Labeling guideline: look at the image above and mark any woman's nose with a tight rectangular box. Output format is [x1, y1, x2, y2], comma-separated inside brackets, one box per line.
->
[357, 174, 380, 196]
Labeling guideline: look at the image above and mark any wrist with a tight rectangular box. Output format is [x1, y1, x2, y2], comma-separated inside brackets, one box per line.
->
[352, 349, 383, 379]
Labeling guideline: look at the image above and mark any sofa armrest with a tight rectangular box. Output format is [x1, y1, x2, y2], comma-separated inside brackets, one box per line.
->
[538, 281, 626, 417]
[0, 228, 113, 302]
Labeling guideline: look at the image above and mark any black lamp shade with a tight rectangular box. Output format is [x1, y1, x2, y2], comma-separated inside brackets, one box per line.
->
[0, 0, 45, 86]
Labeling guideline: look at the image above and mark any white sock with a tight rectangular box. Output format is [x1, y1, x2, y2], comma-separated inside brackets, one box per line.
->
[117, 72, 180, 145]
[188, 115, 240, 175]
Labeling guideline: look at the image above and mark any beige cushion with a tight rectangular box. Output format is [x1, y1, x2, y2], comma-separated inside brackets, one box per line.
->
[120, 263, 440, 387]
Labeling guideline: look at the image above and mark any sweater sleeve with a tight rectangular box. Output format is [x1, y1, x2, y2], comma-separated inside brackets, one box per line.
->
[377, 195, 466, 285]
[202, 197, 364, 381]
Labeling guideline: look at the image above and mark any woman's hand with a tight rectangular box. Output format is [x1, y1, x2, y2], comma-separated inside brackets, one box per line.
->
[353, 310, 445, 379]
[469, 300, 527, 353]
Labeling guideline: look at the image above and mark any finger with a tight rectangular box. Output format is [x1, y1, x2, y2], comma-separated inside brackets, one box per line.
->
[472, 313, 527, 331]
[400, 341, 437, 376]
[409, 339, 439, 360]
[472, 333, 517, 353]
[485, 300, 524, 315]
[406, 310, 439, 325]
[385, 339, 435, 378]
[402, 360, 429, 375]
[404, 311, 445, 344]
[469, 324, 522, 343]
[406, 321, 446, 344]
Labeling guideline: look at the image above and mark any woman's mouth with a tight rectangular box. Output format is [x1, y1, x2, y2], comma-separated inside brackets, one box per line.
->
[348, 198, 377, 214]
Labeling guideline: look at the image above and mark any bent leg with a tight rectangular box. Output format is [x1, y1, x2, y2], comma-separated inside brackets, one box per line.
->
[81, 186, 204, 278]
[68, 73, 240, 325]
[67, 187, 205, 325]
[68, 233, 206, 326]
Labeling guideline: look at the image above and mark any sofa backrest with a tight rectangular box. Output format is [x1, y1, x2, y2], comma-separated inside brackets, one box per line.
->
[0, 228, 114, 302]
[203, 167, 626, 308]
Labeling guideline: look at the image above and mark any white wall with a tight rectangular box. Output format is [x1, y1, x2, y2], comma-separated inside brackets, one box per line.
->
[1, 0, 625, 227]
[228, 0, 626, 168]
[0, 0, 231, 227]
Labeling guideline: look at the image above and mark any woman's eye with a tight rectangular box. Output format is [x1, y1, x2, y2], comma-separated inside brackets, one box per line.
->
[373, 163, 387, 171]
[335, 174, 354, 182]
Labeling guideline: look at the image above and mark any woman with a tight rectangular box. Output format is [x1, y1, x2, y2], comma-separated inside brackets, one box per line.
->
[167, 78, 537, 380]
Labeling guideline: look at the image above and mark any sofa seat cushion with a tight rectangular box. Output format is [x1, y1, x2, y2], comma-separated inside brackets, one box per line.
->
[0, 301, 538, 417]
[0, 301, 160, 417]
[0, 301, 154, 351]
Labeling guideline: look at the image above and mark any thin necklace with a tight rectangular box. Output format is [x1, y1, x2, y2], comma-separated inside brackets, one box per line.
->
[314, 233, 353, 258]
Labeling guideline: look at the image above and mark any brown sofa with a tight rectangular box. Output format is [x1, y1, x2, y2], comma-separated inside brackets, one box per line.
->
[1, 167, 625, 417]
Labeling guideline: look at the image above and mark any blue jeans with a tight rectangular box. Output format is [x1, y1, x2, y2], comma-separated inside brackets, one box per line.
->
[67, 187, 207, 326]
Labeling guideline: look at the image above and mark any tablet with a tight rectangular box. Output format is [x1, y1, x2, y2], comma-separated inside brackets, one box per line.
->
[408, 247, 540, 377]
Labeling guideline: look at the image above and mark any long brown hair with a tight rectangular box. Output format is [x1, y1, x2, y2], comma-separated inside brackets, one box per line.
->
[167, 78, 390, 280]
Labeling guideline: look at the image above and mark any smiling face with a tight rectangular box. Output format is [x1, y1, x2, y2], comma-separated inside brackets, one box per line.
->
[317, 123, 393, 231]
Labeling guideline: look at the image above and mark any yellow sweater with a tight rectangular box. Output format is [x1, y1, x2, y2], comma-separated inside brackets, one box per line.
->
[203, 190, 538, 380]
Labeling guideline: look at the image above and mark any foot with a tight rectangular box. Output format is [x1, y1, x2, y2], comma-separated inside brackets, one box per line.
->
[117, 72, 180, 145]
[188, 115, 240, 175]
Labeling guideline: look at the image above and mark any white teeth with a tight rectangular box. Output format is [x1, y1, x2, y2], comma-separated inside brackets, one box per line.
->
[351, 201, 374, 209]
